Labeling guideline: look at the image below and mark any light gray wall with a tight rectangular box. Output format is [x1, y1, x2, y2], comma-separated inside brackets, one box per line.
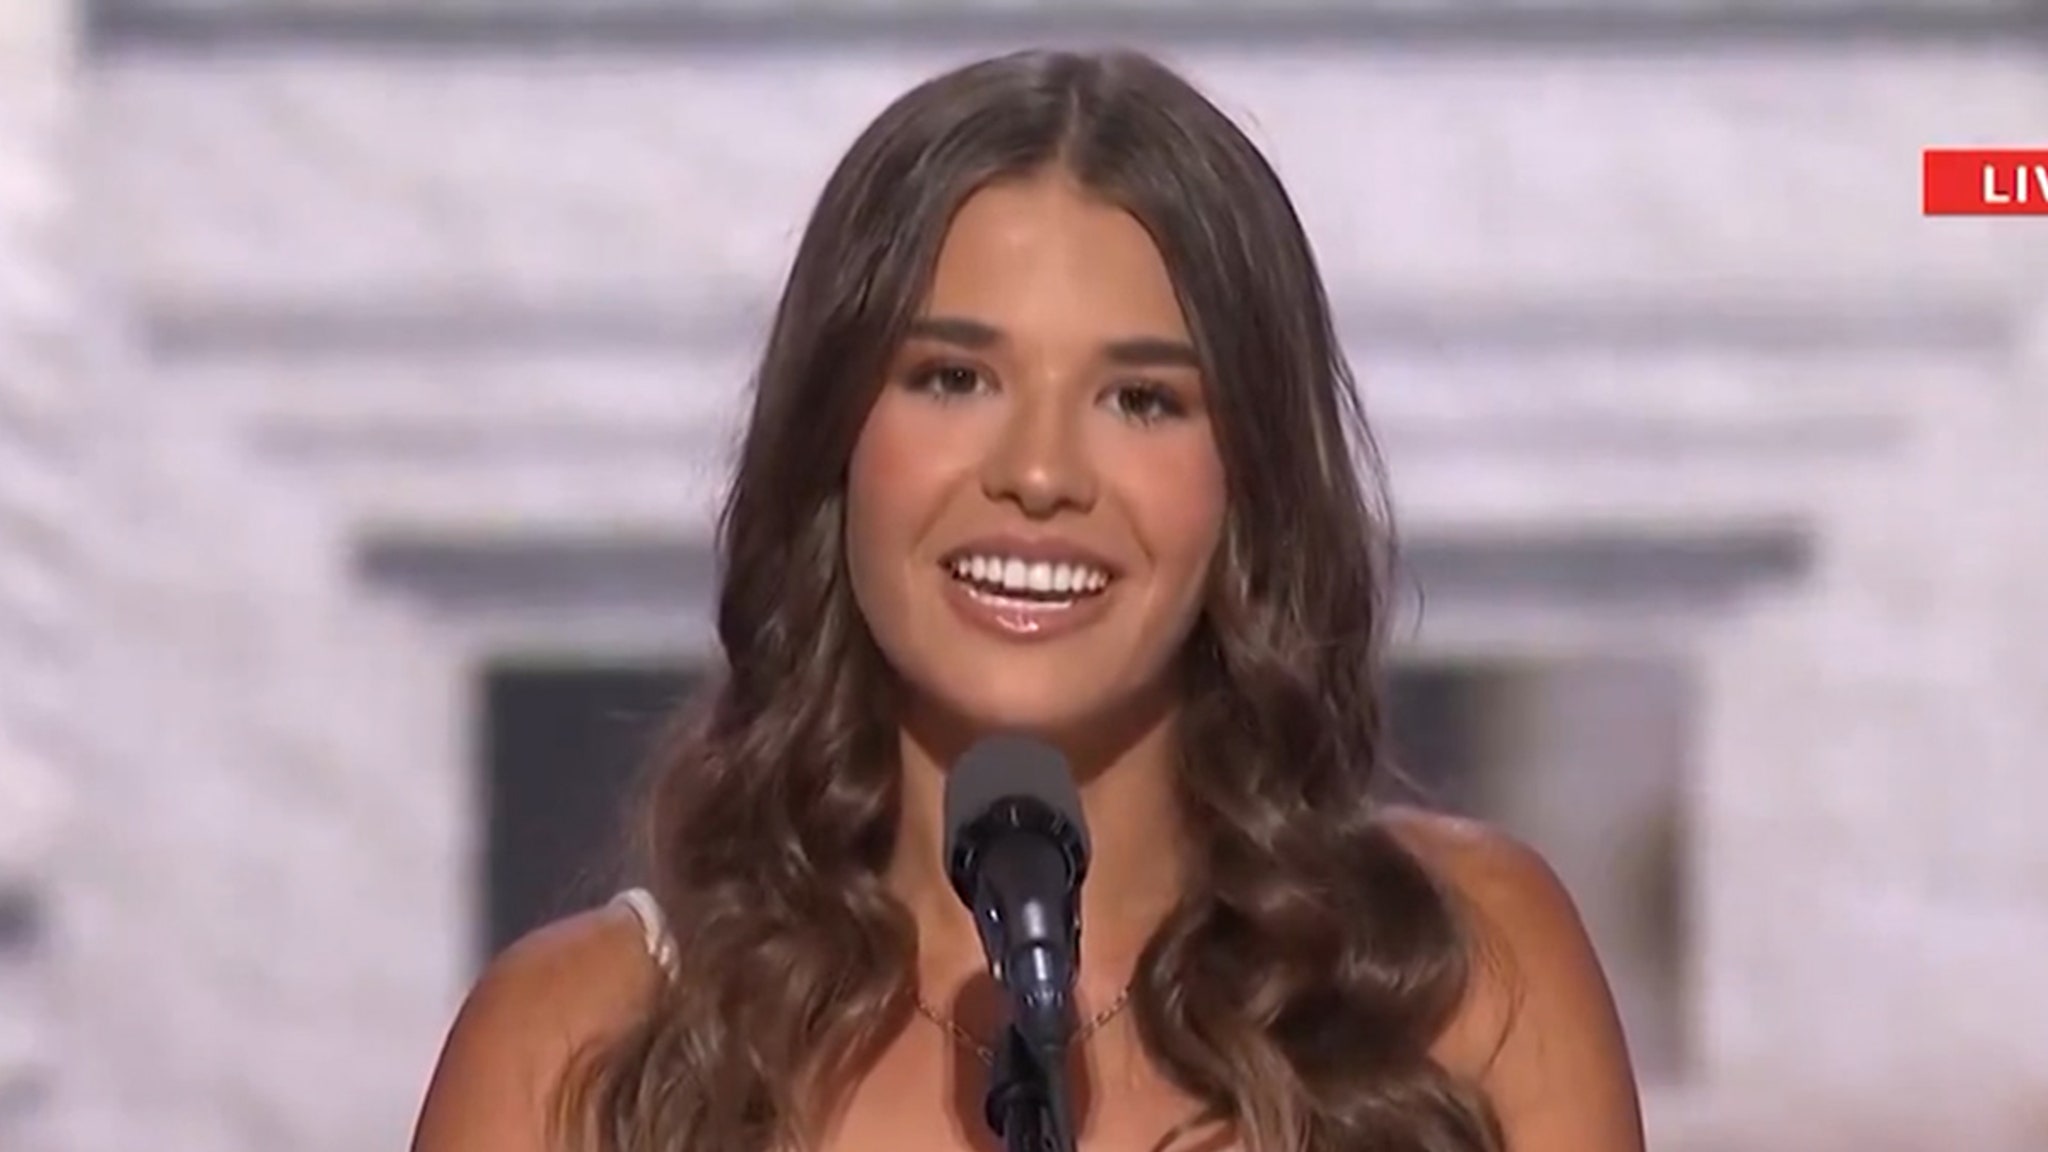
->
[2, 5, 2044, 1150]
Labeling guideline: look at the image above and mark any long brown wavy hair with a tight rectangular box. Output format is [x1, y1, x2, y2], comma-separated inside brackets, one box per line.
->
[557, 47, 1504, 1152]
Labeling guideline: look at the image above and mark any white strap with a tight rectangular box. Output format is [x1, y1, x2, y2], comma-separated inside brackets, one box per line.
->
[611, 887, 679, 977]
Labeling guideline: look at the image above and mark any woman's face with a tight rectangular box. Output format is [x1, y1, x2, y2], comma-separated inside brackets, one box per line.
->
[845, 171, 1228, 744]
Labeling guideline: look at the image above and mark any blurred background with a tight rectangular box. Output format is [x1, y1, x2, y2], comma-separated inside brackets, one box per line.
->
[3, 1, 2048, 1149]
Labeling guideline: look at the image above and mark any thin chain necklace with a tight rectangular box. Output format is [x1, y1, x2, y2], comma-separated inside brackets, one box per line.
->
[911, 985, 1134, 1065]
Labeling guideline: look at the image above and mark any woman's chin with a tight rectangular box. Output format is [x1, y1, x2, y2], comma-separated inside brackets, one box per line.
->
[905, 679, 1173, 766]
[933, 690, 1100, 740]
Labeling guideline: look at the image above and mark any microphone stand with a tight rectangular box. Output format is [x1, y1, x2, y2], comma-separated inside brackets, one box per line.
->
[984, 1023, 1077, 1152]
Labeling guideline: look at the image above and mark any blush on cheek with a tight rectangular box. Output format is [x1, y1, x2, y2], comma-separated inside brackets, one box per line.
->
[843, 441, 903, 647]
[1141, 486, 1226, 607]
[843, 391, 975, 682]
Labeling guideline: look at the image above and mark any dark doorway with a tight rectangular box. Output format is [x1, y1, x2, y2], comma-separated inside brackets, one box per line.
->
[480, 663, 705, 961]
[1382, 663, 1495, 815]
[476, 657, 1686, 1081]
[477, 661, 1491, 959]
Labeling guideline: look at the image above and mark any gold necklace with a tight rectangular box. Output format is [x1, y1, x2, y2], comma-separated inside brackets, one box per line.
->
[911, 986, 1134, 1065]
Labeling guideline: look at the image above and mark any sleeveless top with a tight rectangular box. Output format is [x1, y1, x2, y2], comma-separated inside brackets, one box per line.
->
[611, 887, 679, 977]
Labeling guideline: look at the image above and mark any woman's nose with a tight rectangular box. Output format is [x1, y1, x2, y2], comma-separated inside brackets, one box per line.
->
[978, 388, 1099, 519]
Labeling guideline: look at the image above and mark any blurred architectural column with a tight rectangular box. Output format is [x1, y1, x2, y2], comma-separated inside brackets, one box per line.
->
[1695, 279, 2048, 1148]
[0, 0, 77, 1145]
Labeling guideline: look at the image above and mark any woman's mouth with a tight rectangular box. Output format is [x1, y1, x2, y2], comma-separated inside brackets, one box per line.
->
[939, 552, 1118, 638]
[945, 553, 1113, 607]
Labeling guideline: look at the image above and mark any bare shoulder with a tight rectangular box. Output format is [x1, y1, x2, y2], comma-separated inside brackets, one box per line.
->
[1379, 806, 1646, 1152]
[410, 902, 663, 1152]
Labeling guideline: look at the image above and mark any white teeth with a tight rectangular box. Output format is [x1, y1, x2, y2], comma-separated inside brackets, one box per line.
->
[946, 553, 1112, 598]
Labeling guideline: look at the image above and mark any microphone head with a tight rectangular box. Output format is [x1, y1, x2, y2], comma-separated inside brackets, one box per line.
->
[942, 734, 1090, 900]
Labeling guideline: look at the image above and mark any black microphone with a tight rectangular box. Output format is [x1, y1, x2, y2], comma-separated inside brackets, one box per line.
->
[942, 734, 1091, 1058]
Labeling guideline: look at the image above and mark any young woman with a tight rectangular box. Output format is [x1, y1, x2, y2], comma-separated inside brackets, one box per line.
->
[412, 48, 1644, 1152]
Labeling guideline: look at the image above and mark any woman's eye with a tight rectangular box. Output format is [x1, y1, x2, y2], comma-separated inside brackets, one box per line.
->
[1108, 382, 1187, 425]
[908, 363, 989, 399]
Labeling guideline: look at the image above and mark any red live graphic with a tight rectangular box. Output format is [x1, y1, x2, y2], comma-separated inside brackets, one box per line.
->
[1924, 149, 2048, 215]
